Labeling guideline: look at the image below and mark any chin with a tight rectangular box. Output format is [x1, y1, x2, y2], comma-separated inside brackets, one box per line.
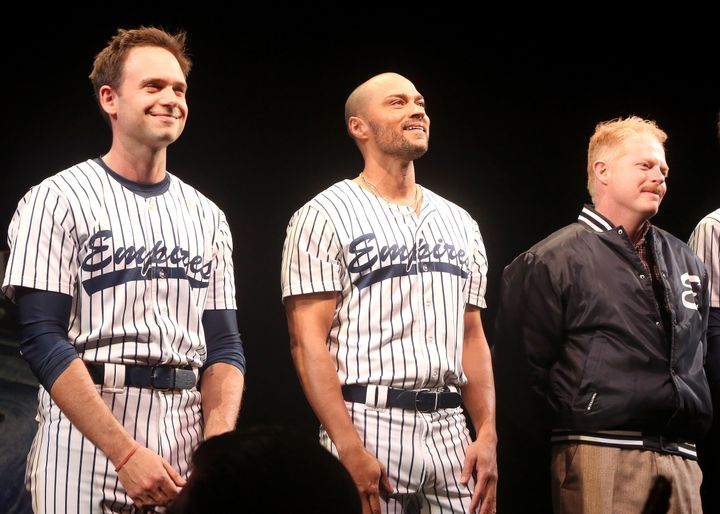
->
[641, 205, 661, 219]
[158, 131, 183, 145]
[406, 143, 429, 160]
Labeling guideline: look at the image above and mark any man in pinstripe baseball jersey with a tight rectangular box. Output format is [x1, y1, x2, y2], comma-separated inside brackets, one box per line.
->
[281, 72, 498, 514]
[2, 27, 245, 512]
[688, 112, 720, 513]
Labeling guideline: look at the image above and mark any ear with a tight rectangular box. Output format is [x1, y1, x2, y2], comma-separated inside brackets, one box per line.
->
[98, 85, 119, 119]
[348, 116, 368, 140]
[592, 160, 610, 187]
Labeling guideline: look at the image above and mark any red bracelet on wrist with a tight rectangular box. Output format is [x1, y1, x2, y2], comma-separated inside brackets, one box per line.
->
[115, 443, 140, 472]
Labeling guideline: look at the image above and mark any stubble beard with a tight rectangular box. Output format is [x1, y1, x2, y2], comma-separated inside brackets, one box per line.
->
[370, 121, 428, 161]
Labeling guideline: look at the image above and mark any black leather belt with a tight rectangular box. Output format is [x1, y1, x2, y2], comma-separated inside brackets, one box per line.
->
[86, 362, 197, 390]
[341, 384, 462, 412]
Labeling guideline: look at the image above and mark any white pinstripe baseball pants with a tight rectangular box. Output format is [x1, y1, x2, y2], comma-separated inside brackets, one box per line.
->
[26, 385, 202, 513]
[322, 401, 475, 513]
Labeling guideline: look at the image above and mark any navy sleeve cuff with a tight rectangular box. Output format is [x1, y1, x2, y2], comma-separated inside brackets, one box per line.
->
[202, 309, 246, 374]
[16, 288, 77, 391]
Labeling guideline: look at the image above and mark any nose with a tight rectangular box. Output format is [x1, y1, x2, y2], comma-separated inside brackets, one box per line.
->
[649, 166, 666, 183]
[410, 107, 428, 124]
[158, 86, 180, 106]
[409, 99, 426, 117]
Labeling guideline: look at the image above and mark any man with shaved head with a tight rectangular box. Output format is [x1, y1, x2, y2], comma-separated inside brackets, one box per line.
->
[281, 72, 498, 514]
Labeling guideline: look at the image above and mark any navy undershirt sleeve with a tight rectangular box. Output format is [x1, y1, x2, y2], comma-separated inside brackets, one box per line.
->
[202, 309, 246, 374]
[16, 288, 77, 391]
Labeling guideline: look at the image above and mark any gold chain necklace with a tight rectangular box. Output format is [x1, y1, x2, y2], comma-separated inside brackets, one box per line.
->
[359, 172, 422, 215]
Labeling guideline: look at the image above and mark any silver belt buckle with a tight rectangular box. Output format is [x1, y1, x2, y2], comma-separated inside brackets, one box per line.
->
[414, 389, 438, 412]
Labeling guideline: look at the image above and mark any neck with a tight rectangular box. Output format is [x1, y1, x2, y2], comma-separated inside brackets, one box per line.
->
[359, 160, 416, 202]
[103, 140, 168, 184]
[594, 204, 650, 243]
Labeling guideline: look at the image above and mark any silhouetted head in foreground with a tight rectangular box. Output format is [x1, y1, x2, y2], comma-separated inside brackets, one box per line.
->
[168, 425, 361, 514]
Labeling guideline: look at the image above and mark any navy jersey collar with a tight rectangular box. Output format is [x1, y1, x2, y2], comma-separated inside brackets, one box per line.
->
[94, 157, 171, 197]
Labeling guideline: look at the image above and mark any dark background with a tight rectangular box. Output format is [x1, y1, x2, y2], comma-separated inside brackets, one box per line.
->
[1, 12, 719, 513]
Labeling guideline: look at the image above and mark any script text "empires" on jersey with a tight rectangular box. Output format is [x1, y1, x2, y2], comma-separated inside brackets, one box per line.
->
[81, 230, 212, 278]
[348, 233, 469, 273]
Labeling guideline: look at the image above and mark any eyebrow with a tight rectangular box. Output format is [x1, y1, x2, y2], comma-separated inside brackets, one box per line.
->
[384, 93, 425, 102]
[140, 77, 188, 90]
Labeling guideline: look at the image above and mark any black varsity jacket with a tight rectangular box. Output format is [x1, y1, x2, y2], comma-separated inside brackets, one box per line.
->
[493, 205, 712, 459]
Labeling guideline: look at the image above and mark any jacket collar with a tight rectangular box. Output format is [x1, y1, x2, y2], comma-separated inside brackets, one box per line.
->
[577, 204, 655, 242]
[577, 204, 614, 232]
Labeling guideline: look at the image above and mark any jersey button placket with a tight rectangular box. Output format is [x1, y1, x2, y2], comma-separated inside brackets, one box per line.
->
[416, 224, 435, 385]
[146, 197, 165, 320]
[411, 223, 428, 382]
[139, 198, 156, 309]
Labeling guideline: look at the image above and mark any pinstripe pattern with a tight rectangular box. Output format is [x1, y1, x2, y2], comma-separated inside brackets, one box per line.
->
[282, 179, 487, 512]
[320, 403, 474, 511]
[689, 208, 720, 308]
[3, 158, 236, 513]
[26, 386, 202, 513]
[281, 179, 487, 389]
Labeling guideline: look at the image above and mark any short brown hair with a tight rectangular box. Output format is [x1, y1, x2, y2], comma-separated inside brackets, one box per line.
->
[89, 26, 192, 120]
[586, 116, 667, 199]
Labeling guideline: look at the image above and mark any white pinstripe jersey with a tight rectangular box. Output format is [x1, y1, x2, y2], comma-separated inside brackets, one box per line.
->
[689, 208, 720, 308]
[281, 179, 487, 390]
[2, 158, 237, 368]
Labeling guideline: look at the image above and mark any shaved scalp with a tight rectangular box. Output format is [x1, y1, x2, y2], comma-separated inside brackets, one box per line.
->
[344, 72, 409, 130]
[344, 84, 368, 126]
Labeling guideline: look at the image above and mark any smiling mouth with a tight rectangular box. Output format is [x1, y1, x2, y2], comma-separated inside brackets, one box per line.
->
[403, 124, 426, 132]
[149, 112, 180, 119]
